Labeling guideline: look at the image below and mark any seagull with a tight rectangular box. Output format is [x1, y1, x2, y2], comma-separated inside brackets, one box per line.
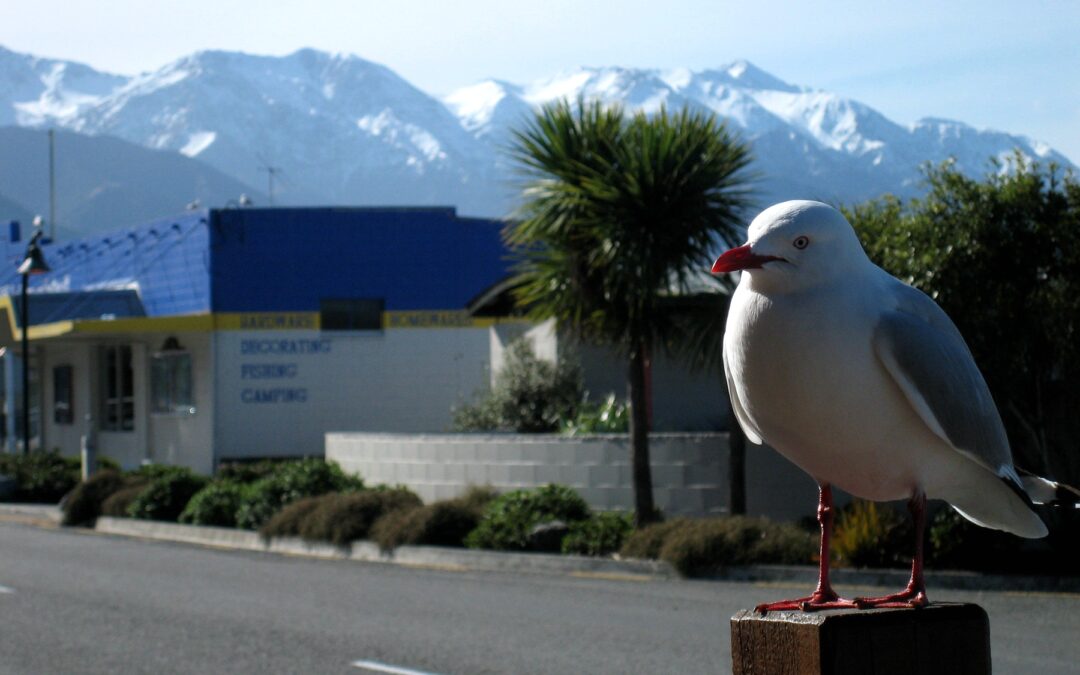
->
[713, 200, 1077, 613]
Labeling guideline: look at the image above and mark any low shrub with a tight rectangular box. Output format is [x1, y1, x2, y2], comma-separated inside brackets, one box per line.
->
[465, 484, 590, 551]
[371, 486, 498, 550]
[832, 500, 910, 568]
[215, 459, 295, 484]
[620, 516, 815, 576]
[234, 459, 364, 530]
[126, 470, 210, 522]
[298, 488, 422, 546]
[260, 487, 422, 545]
[61, 470, 130, 526]
[0, 451, 81, 503]
[130, 463, 194, 481]
[100, 482, 150, 517]
[258, 495, 327, 539]
[562, 511, 634, 556]
[619, 518, 692, 560]
[179, 481, 249, 527]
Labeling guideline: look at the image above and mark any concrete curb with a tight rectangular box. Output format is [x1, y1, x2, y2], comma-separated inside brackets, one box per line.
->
[93, 516, 677, 580]
[0, 503, 62, 525]
[4, 505, 1078, 592]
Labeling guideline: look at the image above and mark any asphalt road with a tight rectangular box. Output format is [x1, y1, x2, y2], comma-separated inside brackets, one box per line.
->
[0, 521, 1078, 674]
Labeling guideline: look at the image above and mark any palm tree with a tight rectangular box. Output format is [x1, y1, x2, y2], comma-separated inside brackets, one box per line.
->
[505, 98, 753, 526]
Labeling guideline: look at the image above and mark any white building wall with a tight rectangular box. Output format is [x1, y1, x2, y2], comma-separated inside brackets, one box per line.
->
[146, 333, 215, 475]
[214, 327, 493, 460]
[38, 332, 216, 473]
[40, 343, 93, 454]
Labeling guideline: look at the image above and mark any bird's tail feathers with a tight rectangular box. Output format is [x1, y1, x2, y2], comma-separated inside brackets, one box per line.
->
[1018, 469, 1080, 509]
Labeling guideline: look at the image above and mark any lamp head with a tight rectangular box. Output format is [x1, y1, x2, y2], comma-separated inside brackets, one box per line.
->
[18, 241, 50, 276]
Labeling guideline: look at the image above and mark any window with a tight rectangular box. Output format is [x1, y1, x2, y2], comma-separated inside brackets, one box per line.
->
[320, 298, 384, 331]
[100, 345, 134, 431]
[53, 365, 73, 425]
[151, 349, 194, 415]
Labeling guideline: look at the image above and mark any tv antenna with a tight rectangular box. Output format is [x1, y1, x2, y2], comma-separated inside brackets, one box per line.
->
[258, 161, 282, 205]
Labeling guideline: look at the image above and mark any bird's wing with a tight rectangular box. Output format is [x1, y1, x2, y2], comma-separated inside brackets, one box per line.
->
[723, 345, 763, 445]
[872, 281, 1015, 478]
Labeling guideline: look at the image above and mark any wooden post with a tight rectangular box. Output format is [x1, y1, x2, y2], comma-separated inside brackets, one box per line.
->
[731, 603, 990, 675]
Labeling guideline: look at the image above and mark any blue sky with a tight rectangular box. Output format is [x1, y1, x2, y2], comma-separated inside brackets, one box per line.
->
[2, 0, 1077, 162]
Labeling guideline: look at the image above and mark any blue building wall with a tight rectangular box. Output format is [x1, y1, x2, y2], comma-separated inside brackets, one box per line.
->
[208, 207, 509, 313]
[2, 207, 510, 323]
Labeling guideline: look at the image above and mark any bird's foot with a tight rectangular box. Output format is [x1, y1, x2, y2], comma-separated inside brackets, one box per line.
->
[755, 590, 858, 614]
[854, 586, 929, 609]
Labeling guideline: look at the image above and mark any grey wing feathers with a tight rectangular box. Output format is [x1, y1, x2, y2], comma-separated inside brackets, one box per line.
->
[873, 281, 1014, 476]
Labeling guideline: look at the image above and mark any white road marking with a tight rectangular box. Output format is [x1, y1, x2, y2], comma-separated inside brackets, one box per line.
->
[350, 659, 441, 675]
[0, 584, 15, 594]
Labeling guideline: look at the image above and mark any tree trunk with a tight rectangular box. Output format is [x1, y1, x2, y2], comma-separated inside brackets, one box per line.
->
[728, 419, 747, 515]
[629, 342, 657, 526]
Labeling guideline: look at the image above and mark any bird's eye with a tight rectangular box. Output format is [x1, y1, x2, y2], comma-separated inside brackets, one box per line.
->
[793, 236, 809, 250]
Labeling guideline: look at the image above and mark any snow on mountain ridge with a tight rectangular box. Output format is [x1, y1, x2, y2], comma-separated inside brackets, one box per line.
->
[0, 44, 1073, 225]
[0, 46, 125, 126]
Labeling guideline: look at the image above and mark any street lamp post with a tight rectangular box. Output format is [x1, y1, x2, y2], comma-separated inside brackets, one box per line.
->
[17, 228, 50, 455]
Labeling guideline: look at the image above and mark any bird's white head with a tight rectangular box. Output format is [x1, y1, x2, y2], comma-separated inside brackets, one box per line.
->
[711, 200, 870, 291]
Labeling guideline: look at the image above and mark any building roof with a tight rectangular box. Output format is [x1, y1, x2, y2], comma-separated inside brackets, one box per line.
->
[0, 207, 510, 337]
[0, 211, 210, 319]
[8, 289, 145, 328]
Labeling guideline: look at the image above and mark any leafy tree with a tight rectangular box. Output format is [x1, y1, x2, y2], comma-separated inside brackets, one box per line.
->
[505, 98, 753, 525]
[846, 155, 1080, 484]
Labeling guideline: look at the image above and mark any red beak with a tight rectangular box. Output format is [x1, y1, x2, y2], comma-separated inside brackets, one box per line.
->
[711, 244, 784, 274]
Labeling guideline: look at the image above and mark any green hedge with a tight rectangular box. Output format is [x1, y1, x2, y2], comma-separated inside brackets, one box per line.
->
[0, 451, 80, 503]
[179, 481, 249, 527]
[126, 470, 210, 522]
[561, 511, 634, 556]
[234, 459, 364, 530]
[465, 484, 590, 551]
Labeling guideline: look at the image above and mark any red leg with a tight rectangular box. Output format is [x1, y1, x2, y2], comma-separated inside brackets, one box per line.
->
[854, 492, 930, 609]
[756, 484, 857, 613]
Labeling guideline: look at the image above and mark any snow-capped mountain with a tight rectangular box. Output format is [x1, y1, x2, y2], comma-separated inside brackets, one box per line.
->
[60, 49, 496, 212]
[444, 61, 1074, 207]
[1, 46, 1074, 232]
[0, 46, 126, 127]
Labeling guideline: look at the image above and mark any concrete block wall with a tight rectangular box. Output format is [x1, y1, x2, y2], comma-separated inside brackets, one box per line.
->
[326, 432, 825, 521]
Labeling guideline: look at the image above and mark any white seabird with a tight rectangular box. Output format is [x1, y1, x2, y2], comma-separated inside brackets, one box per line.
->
[713, 200, 1073, 612]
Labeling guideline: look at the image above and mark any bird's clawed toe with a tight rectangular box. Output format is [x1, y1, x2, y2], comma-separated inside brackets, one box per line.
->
[853, 588, 929, 609]
[755, 592, 858, 614]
